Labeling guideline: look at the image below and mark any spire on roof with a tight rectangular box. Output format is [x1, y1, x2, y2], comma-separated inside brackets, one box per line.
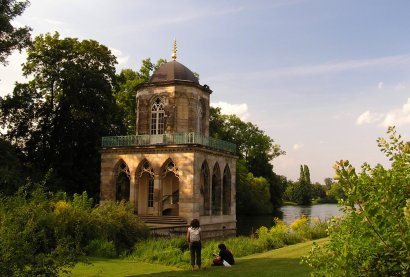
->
[172, 38, 177, 61]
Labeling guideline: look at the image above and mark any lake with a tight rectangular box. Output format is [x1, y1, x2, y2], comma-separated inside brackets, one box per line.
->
[236, 204, 343, 236]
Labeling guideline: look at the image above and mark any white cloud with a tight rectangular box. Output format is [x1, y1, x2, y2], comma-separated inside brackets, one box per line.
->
[378, 81, 383, 89]
[381, 98, 410, 127]
[293, 144, 303, 151]
[356, 98, 410, 127]
[211, 101, 249, 120]
[109, 48, 130, 67]
[356, 111, 384, 125]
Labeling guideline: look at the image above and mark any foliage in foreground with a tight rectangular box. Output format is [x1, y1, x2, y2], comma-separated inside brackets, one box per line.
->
[0, 182, 149, 277]
[0, 0, 32, 65]
[129, 216, 328, 269]
[303, 127, 410, 276]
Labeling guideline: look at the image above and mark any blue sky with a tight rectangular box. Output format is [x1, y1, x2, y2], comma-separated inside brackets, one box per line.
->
[1, 0, 410, 183]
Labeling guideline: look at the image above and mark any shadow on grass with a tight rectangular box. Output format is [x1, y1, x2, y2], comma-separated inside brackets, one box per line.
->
[125, 257, 311, 277]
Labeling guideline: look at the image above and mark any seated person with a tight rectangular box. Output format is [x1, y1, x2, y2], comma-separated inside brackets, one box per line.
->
[212, 243, 235, 266]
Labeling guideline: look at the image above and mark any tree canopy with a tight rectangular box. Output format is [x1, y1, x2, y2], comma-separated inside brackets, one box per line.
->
[114, 58, 166, 134]
[0, 32, 124, 196]
[210, 107, 285, 212]
[0, 0, 31, 65]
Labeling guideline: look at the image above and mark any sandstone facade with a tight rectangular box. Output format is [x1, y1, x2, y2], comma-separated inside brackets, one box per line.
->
[100, 59, 237, 234]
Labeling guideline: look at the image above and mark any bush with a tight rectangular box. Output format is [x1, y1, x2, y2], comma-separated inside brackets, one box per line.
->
[84, 239, 117, 258]
[0, 184, 80, 277]
[91, 201, 149, 254]
[130, 237, 188, 267]
[0, 182, 150, 276]
[303, 127, 410, 276]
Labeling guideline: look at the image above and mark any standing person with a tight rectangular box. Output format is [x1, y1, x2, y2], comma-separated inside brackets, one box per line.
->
[213, 243, 235, 266]
[187, 219, 202, 271]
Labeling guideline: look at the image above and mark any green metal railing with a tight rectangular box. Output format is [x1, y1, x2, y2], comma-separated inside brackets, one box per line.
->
[101, 132, 236, 154]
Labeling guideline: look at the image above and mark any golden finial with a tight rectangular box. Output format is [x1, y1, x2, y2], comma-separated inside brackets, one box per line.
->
[172, 38, 177, 61]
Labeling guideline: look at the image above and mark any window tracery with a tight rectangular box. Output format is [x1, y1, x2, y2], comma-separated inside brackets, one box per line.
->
[151, 98, 165, 135]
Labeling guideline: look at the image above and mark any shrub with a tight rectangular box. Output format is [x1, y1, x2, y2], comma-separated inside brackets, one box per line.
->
[91, 201, 150, 254]
[303, 127, 410, 276]
[84, 239, 117, 258]
[130, 237, 188, 267]
[0, 184, 80, 277]
[0, 183, 150, 276]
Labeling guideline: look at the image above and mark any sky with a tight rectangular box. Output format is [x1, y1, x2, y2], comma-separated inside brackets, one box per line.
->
[1, 0, 410, 183]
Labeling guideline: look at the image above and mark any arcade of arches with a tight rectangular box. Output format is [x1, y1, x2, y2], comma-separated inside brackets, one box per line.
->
[100, 149, 236, 229]
[110, 156, 233, 217]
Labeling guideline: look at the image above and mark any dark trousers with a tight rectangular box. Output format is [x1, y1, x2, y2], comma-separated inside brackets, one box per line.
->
[189, 241, 201, 266]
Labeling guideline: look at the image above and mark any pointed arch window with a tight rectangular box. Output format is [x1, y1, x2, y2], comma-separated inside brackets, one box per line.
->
[151, 98, 165, 135]
[223, 165, 232, 215]
[212, 163, 222, 215]
[116, 161, 130, 201]
[200, 161, 210, 216]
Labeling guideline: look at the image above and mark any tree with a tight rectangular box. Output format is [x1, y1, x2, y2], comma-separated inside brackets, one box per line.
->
[283, 165, 312, 205]
[0, 32, 124, 196]
[0, 137, 24, 194]
[236, 159, 273, 215]
[303, 127, 410, 276]
[0, 0, 31, 65]
[209, 107, 285, 210]
[114, 58, 166, 134]
[324, 177, 333, 190]
[311, 182, 326, 200]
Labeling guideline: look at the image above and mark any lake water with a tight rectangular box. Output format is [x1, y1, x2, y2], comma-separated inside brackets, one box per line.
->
[236, 204, 343, 236]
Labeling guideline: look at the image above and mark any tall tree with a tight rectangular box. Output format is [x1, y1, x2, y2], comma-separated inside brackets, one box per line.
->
[303, 164, 311, 184]
[114, 58, 166, 134]
[0, 0, 31, 65]
[0, 32, 124, 196]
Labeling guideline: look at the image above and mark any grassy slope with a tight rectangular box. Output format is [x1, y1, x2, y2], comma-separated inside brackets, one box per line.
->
[64, 238, 327, 277]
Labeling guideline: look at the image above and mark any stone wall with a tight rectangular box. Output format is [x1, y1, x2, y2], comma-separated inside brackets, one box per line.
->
[136, 83, 210, 136]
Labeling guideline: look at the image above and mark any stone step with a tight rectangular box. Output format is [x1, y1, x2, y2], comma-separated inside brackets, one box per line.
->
[138, 215, 187, 226]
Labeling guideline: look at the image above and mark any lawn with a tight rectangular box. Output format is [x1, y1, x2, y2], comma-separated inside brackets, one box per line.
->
[63, 238, 327, 277]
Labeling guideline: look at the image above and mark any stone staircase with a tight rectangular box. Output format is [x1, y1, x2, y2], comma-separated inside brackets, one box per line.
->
[138, 215, 188, 228]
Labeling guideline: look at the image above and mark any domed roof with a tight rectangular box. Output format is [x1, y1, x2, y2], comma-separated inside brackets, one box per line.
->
[149, 60, 199, 84]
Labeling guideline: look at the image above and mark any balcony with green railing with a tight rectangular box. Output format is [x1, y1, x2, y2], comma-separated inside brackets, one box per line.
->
[101, 132, 236, 154]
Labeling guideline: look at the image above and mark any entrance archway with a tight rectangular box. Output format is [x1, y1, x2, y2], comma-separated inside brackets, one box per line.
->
[161, 159, 180, 216]
[137, 160, 154, 215]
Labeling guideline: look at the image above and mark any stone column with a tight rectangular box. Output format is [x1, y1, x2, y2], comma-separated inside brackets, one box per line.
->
[153, 174, 161, 216]
[129, 172, 136, 212]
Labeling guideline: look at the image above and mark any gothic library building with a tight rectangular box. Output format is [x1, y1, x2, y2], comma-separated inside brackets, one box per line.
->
[99, 45, 237, 235]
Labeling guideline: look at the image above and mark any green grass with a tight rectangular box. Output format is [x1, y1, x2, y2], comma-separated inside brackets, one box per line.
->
[63, 238, 327, 277]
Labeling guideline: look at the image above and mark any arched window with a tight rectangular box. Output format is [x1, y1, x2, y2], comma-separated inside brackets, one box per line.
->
[116, 161, 130, 201]
[212, 163, 222, 215]
[200, 161, 210, 216]
[151, 98, 165, 135]
[223, 165, 231, 215]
